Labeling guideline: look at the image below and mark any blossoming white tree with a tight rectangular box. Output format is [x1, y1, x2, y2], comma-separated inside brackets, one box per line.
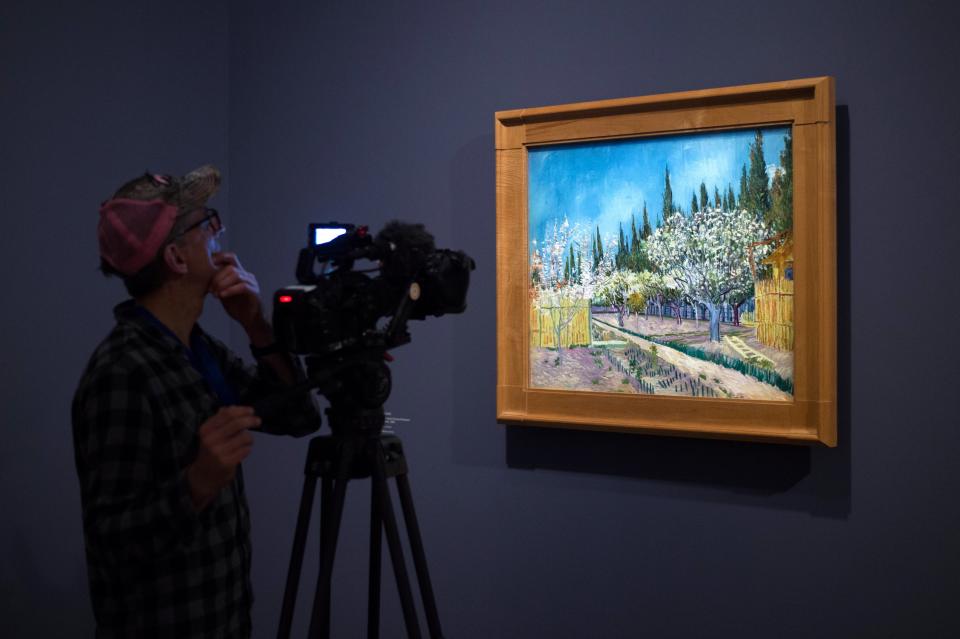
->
[647, 207, 771, 342]
[533, 217, 590, 289]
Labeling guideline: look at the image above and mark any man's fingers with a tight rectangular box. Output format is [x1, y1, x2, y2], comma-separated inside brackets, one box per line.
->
[197, 407, 233, 432]
[217, 282, 255, 299]
[218, 414, 261, 437]
[209, 267, 240, 292]
[223, 444, 254, 467]
[222, 431, 255, 458]
[212, 252, 239, 268]
[214, 405, 256, 423]
[211, 273, 245, 294]
[199, 406, 260, 436]
[210, 269, 260, 299]
[222, 405, 255, 417]
[209, 264, 253, 288]
[199, 419, 257, 466]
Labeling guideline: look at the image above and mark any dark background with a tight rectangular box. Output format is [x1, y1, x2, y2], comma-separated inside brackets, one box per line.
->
[3, 1, 959, 637]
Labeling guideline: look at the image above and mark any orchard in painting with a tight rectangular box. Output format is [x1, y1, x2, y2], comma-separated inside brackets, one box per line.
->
[528, 127, 795, 401]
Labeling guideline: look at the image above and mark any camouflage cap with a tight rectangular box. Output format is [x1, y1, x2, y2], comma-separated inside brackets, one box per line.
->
[98, 165, 222, 276]
[111, 164, 221, 212]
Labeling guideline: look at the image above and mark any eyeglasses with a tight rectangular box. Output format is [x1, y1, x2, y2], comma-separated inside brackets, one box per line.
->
[173, 207, 224, 240]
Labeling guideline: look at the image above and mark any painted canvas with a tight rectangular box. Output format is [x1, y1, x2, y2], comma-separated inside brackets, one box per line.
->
[528, 126, 795, 402]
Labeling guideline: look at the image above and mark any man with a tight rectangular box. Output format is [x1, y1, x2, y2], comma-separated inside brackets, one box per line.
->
[72, 165, 320, 637]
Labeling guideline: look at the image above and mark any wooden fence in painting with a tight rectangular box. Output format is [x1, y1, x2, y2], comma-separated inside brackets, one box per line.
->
[755, 277, 794, 351]
[530, 295, 592, 349]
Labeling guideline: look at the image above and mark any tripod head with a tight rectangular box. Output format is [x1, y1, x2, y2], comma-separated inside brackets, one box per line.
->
[251, 344, 394, 442]
[305, 350, 393, 439]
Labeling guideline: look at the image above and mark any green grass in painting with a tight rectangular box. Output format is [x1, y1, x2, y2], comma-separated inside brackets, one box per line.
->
[659, 339, 794, 394]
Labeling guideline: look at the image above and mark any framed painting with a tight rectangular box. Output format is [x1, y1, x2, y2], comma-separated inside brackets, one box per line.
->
[495, 77, 836, 445]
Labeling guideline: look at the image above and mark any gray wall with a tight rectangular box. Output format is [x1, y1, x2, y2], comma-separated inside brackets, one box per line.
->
[3, 0, 959, 637]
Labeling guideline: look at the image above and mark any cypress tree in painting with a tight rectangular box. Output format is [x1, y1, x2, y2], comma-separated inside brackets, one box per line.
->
[739, 165, 748, 210]
[745, 130, 772, 220]
[616, 223, 628, 269]
[769, 132, 793, 234]
[662, 167, 674, 220]
[593, 225, 604, 272]
[591, 228, 598, 273]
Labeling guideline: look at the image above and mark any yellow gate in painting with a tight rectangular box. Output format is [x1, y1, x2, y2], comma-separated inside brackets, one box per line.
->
[530, 295, 591, 349]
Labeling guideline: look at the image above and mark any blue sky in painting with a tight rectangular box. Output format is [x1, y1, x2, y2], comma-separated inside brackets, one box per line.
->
[528, 126, 789, 249]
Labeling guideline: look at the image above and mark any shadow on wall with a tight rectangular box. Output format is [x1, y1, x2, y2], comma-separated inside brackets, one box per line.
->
[449, 107, 852, 519]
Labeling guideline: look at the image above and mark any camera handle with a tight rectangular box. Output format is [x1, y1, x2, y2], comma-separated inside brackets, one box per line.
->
[276, 420, 444, 639]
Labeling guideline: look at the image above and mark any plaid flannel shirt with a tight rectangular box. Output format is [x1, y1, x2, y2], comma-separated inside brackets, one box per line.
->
[72, 301, 320, 638]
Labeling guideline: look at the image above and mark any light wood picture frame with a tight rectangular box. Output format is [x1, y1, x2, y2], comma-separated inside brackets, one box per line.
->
[496, 77, 836, 446]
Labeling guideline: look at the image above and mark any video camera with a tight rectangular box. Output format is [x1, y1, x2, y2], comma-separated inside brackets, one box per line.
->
[272, 221, 474, 358]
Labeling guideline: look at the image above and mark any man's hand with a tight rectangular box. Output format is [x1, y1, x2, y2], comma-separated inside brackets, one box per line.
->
[186, 406, 261, 511]
[209, 252, 267, 335]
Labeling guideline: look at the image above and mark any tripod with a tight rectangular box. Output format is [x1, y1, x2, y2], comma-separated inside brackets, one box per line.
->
[276, 406, 444, 639]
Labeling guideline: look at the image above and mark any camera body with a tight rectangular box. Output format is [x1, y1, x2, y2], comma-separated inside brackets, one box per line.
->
[273, 222, 474, 357]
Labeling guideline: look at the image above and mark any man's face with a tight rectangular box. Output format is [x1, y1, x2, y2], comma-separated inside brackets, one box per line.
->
[175, 207, 224, 286]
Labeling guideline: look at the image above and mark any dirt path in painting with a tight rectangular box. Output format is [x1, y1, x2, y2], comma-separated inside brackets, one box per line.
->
[594, 320, 792, 401]
[610, 313, 794, 381]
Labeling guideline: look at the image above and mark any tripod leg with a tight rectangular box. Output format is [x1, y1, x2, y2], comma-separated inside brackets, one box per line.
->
[277, 474, 319, 639]
[367, 476, 382, 639]
[308, 446, 353, 639]
[395, 474, 445, 639]
[316, 477, 334, 636]
[372, 442, 422, 639]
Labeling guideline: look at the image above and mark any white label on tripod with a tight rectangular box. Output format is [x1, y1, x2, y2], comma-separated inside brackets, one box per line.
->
[384, 412, 411, 433]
